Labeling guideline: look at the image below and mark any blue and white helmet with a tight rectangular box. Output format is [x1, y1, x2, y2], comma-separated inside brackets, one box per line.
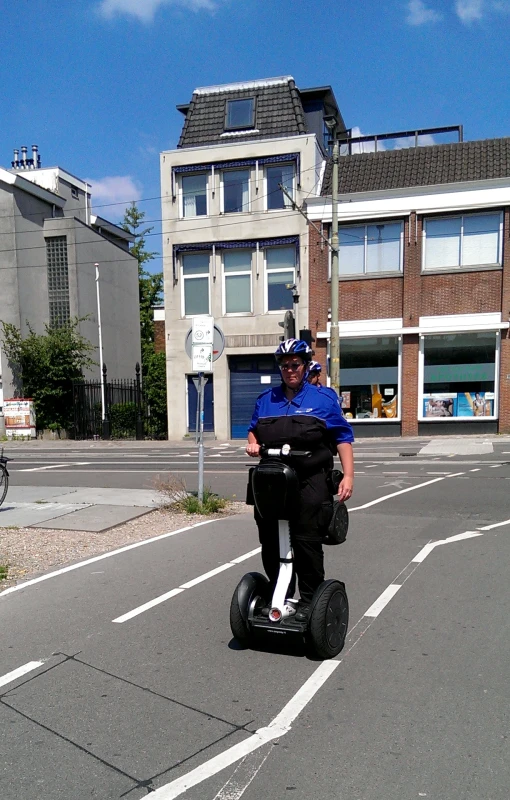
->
[308, 360, 322, 374]
[274, 338, 312, 364]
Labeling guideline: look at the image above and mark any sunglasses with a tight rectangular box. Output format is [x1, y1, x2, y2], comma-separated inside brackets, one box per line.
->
[280, 362, 304, 372]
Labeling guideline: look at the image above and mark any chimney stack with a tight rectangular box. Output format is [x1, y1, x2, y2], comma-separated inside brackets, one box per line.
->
[31, 144, 38, 169]
[21, 146, 28, 168]
[12, 149, 19, 168]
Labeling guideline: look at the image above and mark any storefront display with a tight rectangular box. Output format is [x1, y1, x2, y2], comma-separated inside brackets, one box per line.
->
[339, 337, 400, 421]
[421, 332, 497, 420]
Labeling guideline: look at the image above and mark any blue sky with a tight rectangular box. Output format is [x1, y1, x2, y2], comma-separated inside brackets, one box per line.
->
[2, 0, 510, 273]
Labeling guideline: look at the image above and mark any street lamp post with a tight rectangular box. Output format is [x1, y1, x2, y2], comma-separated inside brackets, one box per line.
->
[95, 263, 108, 438]
[325, 116, 340, 397]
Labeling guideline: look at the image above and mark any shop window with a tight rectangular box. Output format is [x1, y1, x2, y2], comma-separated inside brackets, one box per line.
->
[421, 331, 497, 419]
[337, 222, 403, 276]
[423, 212, 502, 270]
[339, 337, 400, 421]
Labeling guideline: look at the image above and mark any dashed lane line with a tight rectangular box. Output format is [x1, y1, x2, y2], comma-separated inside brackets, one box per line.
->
[149, 518, 507, 800]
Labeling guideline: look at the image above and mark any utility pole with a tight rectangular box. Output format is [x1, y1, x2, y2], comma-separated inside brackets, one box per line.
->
[95, 263, 107, 435]
[324, 117, 340, 397]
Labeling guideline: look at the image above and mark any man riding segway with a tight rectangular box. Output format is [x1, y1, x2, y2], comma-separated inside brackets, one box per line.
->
[245, 338, 354, 624]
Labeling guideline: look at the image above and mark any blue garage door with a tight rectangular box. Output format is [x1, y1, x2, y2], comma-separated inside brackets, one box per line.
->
[187, 375, 214, 433]
[230, 355, 281, 439]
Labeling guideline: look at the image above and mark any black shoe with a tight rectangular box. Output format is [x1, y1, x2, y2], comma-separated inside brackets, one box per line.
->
[295, 603, 310, 623]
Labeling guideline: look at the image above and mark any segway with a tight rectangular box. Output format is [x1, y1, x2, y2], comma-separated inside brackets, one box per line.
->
[230, 444, 349, 659]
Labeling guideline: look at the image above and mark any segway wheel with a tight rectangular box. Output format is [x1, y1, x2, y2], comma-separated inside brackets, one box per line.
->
[230, 572, 269, 645]
[308, 580, 349, 659]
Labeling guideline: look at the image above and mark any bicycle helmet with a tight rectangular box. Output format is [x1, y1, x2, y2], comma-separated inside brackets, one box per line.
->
[308, 360, 322, 374]
[274, 338, 313, 364]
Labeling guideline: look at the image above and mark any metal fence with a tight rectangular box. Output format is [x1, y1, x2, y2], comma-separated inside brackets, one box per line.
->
[72, 363, 167, 440]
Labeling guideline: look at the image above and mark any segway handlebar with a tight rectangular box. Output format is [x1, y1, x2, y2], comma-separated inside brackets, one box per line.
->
[259, 444, 311, 459]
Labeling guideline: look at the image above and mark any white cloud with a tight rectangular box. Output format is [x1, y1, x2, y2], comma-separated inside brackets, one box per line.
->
[405, 0, 442, 25]
[455, 0, 484, 21]
[97, 0, 218, 23]
[394, 133, 436, 148]
[88, 176, 142, 213]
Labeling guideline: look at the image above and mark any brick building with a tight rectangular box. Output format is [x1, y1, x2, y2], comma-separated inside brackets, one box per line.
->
[306, 135, 510, 436]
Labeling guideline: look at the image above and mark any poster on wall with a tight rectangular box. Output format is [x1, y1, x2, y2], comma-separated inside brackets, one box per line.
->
[3, 398, 36, 438]
[457, 391, 494, 417]
[423, 394, 458, 417]
[340, 391, 351, 409]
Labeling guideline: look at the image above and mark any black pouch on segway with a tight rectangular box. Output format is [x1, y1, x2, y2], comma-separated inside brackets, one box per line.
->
[326, 469, 343, 495]
[322, 499, 349, 546]
[245, 467, 255, 506]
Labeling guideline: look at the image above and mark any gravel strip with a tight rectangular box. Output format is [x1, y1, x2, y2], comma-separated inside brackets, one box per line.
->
[0, 502, 251, 592]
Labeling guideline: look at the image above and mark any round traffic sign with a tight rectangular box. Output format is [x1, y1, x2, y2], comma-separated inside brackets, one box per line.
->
[185, 324, 225, 361]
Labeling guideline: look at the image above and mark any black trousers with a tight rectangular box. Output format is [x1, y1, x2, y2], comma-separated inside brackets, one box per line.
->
[255, 471, 331, 605]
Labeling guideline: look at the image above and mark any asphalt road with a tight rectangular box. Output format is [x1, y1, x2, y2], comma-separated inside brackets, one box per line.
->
[1, 438, 509, 798]
[5, 438, 510, 499]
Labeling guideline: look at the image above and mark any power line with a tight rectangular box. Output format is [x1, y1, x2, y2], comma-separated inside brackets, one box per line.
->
[0, 160, 326, 222]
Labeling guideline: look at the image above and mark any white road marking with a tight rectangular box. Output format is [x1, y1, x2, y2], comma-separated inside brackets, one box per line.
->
[20, 463, 70, 472]
[0, 520, 215, 597]
[413, 530, 482, 562]
[364, 584, 402, 617]
[478, 517, 510, 530]
[490, 464, 502, 468]
[470, 468, 481, 472]
[151, 516, 488, 800]
[350, 472, 464, 511]
[0, 660, 44, 689]
[113, 549, 262, 623]
[213, 744, 273, 800]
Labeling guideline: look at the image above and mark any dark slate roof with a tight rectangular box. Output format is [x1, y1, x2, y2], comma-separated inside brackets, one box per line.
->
[177, 76, 306, 148]
[321, 138, 510, 195]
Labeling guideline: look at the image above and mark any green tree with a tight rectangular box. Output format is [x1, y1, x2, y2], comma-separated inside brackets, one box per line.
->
[121, 202, 162, 368]
[1, 319, 96, 432]
[121, 202, 167, 438]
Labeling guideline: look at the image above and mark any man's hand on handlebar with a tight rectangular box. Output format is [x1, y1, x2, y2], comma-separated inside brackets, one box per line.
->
[246, 442, 261, 458]
[337, 475, 353, 502]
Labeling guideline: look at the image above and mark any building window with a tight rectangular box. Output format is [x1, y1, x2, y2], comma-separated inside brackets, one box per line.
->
[182, 174, 207, 218]
[222, 169, 250, 213]
[339, 337, 400, 421]
[223, 250, 252, 314]
[225, 98, 255, 130]
[71, 187, 79, 199]
[46, 236, 70, 327]
[337, 222, 403, 276]
[423, 212, 502, 270]
[266, 164, 295, 210]
[265, 247, 295, 311]
[182, 253, 209, 316]
[420, 332, 497, 419]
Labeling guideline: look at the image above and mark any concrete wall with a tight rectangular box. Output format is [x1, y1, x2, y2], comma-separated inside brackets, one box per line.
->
[161, 133, 323, 439]
[0, 187, 20, 401]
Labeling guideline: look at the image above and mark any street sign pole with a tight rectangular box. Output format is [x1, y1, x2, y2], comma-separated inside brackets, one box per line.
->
[188, 316, 221, 504]
[197, 372, 205, 502]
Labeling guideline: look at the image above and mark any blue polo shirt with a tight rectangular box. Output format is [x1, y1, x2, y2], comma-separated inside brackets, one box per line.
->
[249, 381, 354, 445]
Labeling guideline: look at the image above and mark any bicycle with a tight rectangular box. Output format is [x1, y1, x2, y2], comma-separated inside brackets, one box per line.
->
[0, 448, 10, 507]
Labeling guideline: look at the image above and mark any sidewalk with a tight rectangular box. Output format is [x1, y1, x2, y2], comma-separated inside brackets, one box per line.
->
[0, 486, 163, 532]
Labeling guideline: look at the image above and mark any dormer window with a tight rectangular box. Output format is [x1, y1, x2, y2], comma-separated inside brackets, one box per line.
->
[225, 98, 255, 131]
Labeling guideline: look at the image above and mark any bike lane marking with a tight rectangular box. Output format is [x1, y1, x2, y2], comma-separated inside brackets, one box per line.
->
[150, 518, 507, 800]
[111, 472, 466, 624]
[112, 549, 262, 624]
[0, 661, 44, 690]
[0, 520, 215, 598]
